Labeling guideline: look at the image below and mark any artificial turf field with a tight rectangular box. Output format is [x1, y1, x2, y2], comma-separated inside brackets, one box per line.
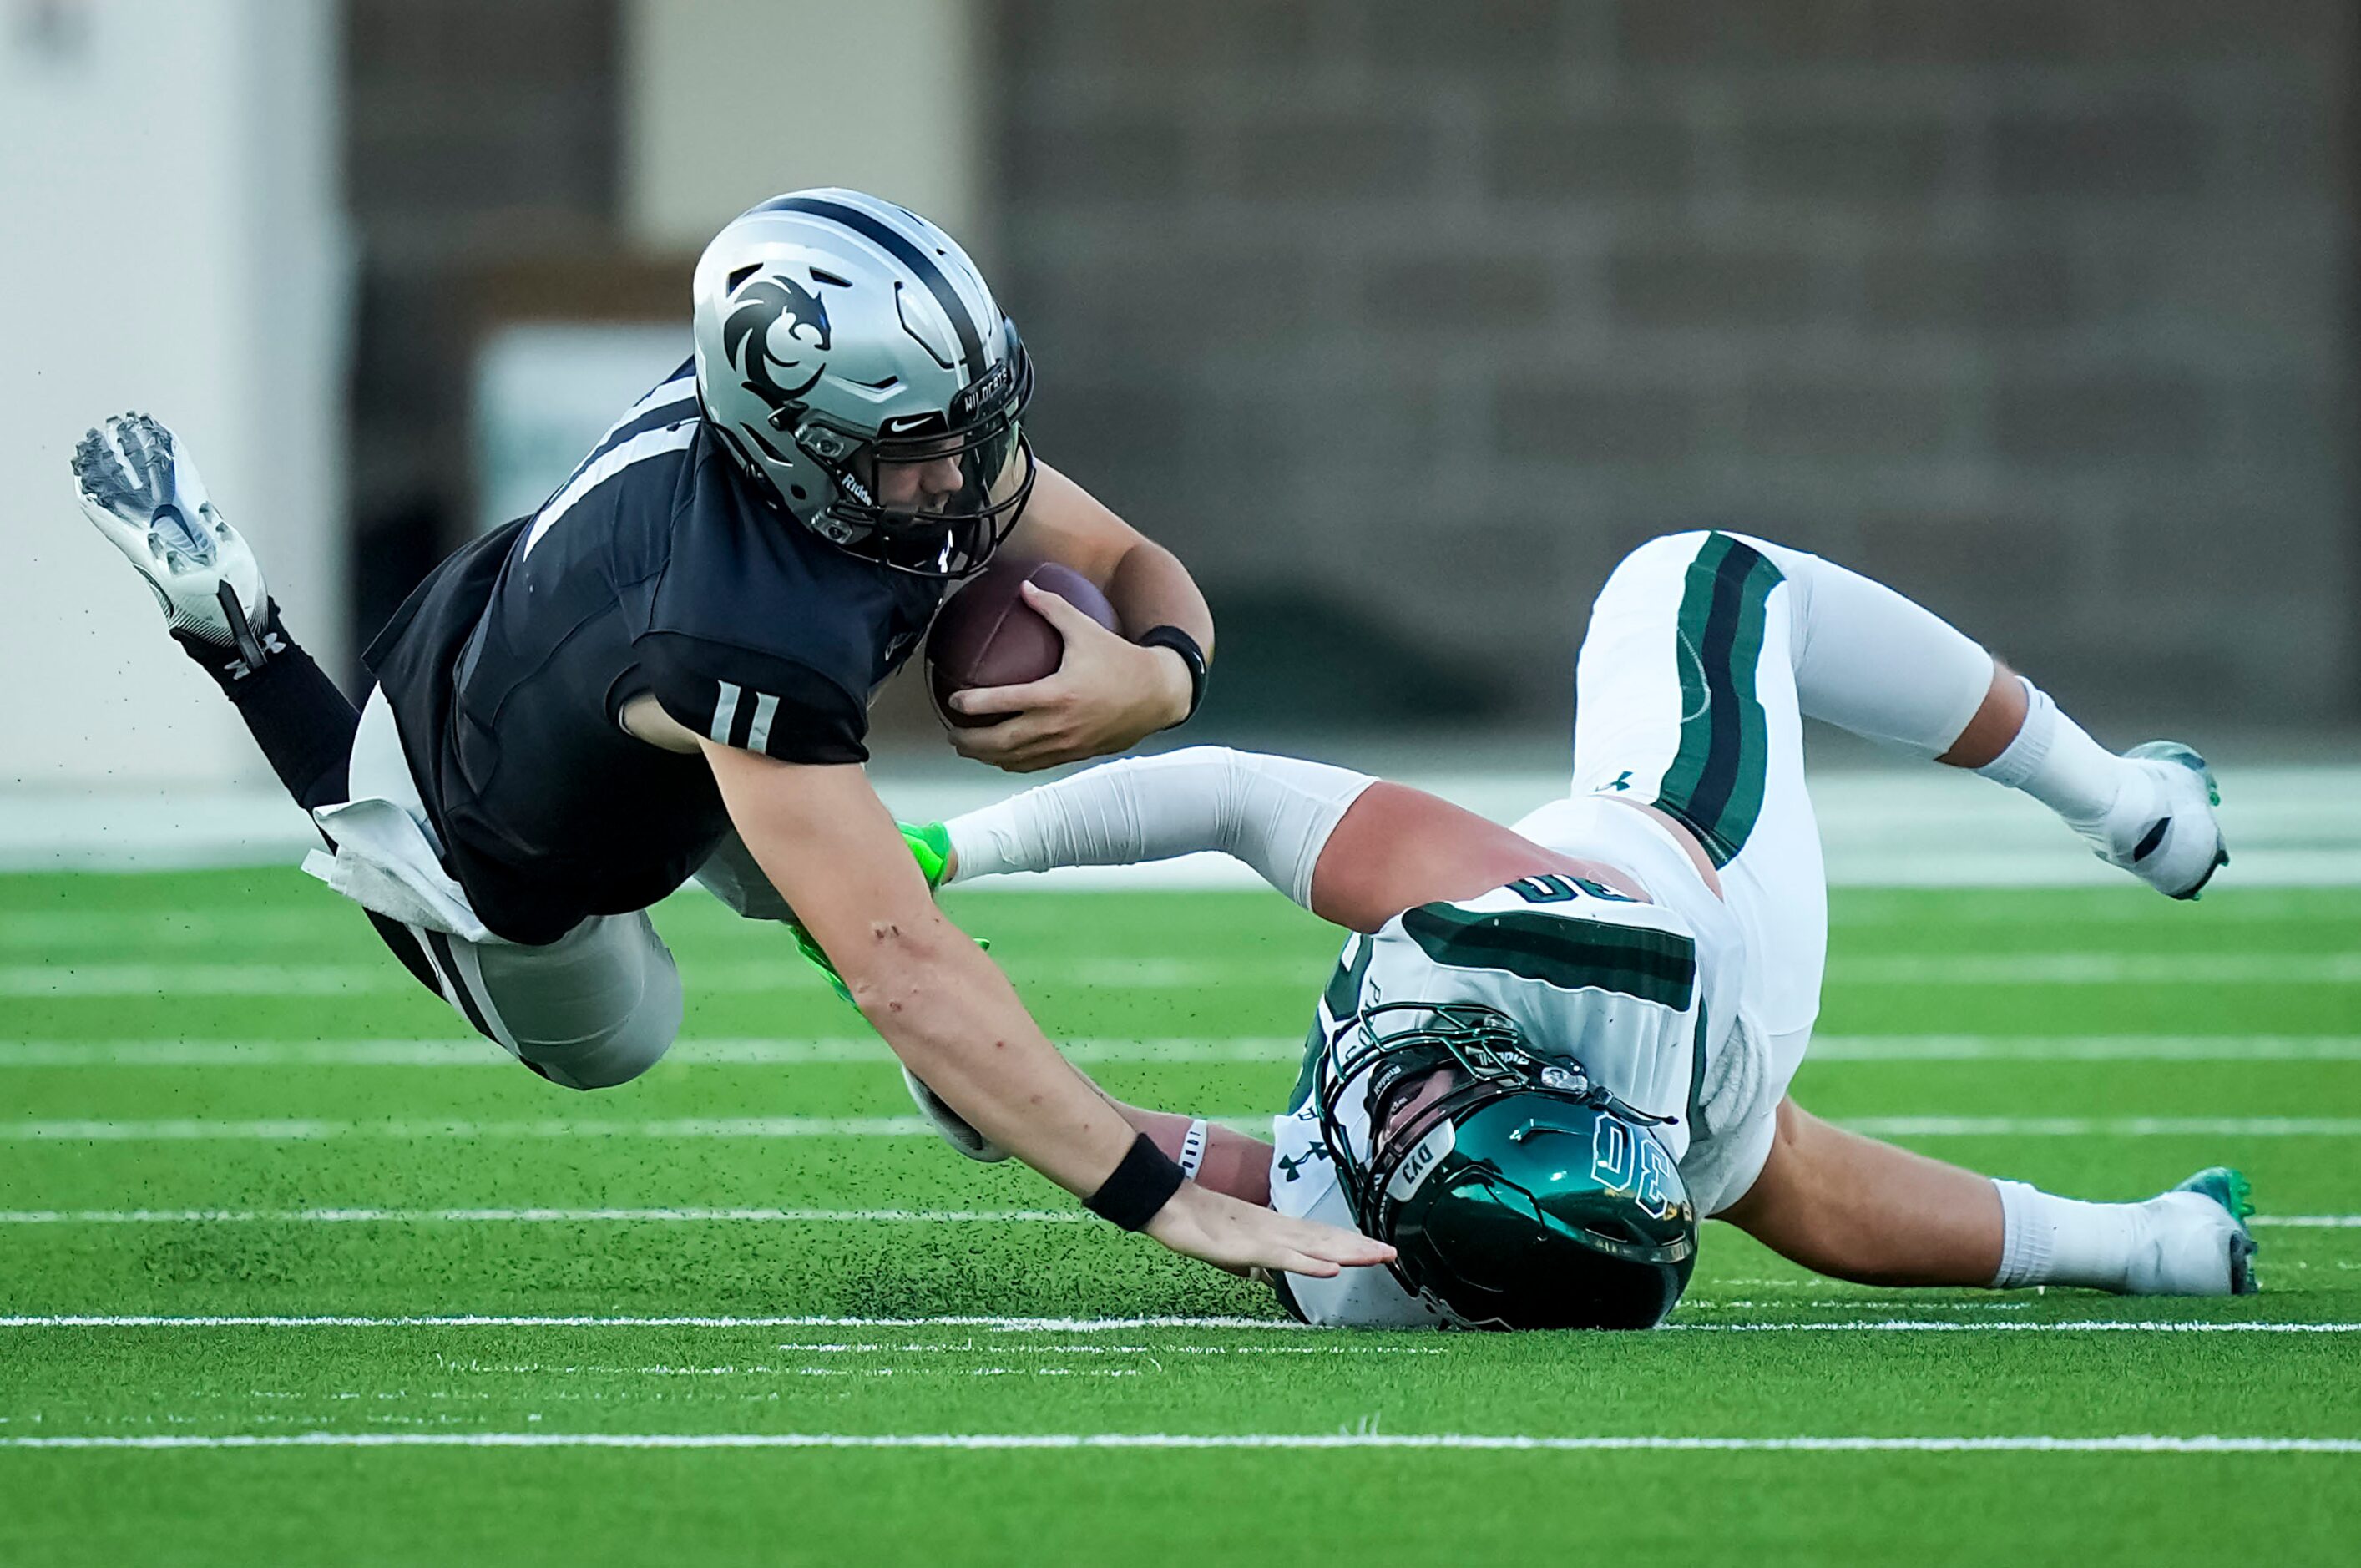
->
[1, 868, 2356, 1565]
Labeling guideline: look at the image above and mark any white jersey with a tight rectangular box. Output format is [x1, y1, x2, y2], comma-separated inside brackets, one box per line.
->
[1272, 794, 1777, 1328]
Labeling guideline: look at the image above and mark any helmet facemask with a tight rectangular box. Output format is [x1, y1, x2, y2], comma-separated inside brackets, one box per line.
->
[781, 323, 1037, 579]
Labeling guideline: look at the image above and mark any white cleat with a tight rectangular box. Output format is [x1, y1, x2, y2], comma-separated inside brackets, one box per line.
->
[2123, 1167, 2258, 1297]
[71, 412, 274, 661]
[2077, 741, 2228, 900]
[902, 1065, 1008, 1162]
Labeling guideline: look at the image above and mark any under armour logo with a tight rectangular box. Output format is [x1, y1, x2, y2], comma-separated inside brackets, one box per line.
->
[1607, 770, 1634, 792]
[1276, 1145, 1332, 1183]
[260, 630, 288, 656]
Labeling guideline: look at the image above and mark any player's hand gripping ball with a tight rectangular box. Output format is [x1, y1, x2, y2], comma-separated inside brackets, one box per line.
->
[926, 558, 1119, 729]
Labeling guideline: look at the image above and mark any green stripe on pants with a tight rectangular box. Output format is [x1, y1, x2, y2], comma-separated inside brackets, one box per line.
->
[1655, 532, 1784, 867]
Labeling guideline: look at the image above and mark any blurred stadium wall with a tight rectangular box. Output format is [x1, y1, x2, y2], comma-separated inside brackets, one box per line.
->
[8, 1, 2356, 798]
[340, 0, 978, 727]
[993, 1, 2359, 735]
[341, 0, 2361, 745]
[3, 1, 345, 788]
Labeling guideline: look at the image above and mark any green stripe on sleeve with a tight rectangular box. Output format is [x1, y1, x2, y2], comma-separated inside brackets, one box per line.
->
[1289, 935, 1374, 1113]
[1400, 903, 1696, 1011]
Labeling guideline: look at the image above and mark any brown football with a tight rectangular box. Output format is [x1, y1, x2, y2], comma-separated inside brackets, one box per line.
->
[927, 558, 1120, 728]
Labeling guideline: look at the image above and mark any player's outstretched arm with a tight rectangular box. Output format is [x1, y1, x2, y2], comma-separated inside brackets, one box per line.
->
[702, 741, 1391, 1278]
[948, 463, 1212, 771]
[1109, 1105, 1275, 1207]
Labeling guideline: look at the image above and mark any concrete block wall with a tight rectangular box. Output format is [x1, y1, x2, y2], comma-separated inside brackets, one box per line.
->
[342, 0, 622, 666]
[993, 0, 2358, 727]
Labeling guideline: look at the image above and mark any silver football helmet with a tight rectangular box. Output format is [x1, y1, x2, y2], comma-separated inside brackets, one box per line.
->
[690, 189, 1035, 578]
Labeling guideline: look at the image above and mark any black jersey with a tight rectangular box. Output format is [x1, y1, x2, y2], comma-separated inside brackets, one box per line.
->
[364, 363, 947, 944]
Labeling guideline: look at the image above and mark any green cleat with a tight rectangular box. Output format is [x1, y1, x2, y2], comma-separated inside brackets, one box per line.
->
[2172, 1166, 2259, 1296]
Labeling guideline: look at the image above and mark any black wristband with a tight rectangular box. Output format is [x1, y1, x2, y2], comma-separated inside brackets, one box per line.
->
[1135, 625, 1208, 723]
[1084, 1132, 1187, 1231]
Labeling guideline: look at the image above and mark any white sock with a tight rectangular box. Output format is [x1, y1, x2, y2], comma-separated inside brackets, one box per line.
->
[1991, 1178, 2143, 1290]
[1974, 679, 2126, 829]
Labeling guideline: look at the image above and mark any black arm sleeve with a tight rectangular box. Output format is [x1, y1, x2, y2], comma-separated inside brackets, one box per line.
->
[636, 630, 871, 765]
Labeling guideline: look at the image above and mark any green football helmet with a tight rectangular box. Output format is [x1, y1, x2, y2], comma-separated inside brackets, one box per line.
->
[1313, 1001, 1698, 1330]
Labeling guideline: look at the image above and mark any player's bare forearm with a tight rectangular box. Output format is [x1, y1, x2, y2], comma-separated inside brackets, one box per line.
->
[1100, 538, 1211, 652]
[700, 743, 1135, 1196]
[847, 923, 1139, 1191]
[1115, 1104, 1274, 1206]
[994, 460, 1210, 740]
[1010, 462, 1213, 646]
[1719, 1098, 2004, 1286]
[933, 461, 1207, 764]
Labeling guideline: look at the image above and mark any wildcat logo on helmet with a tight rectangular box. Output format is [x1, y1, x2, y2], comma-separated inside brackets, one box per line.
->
[721, 275, 834, 411]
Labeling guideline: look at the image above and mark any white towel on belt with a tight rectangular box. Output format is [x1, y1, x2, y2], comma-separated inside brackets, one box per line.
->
[302, 797, 501, 944]
[299, 684, 504, 946]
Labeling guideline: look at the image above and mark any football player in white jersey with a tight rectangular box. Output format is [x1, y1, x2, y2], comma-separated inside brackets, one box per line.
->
[900, 529, 2252, 1328]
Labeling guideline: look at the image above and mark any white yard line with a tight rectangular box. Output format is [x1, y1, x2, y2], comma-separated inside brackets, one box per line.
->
[1659, 1321, 2361, 1333]
[0, 1207, 1089, 1225]
[6, 1032, 2357, 1068]
[0, 964, 422, 997]
[8, 951, 2357, 997]
[1830, 954, 2361, 984]
[0, 1036, 1304, 1067]
[0, 1314, 1305, 1330]
[2252, 1216, 2361, 1227]
[1802, 1035, 2361, 1062]
[0, 910, 356, 948]
[0, 1208, 2350, 1228]
[1841, 1117, 2361, 1137]
[3, 1313, 2356, 1333]
[3, 1431, 2356, 1454]
[0, 1117, 942, 1140]
[3, 1115, 2353, 1141]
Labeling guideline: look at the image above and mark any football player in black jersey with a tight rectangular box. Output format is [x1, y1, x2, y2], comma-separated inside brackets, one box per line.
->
[68, 189, 1390, 1282]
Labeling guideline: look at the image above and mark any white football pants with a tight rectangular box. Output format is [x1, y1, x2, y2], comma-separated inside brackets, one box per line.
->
[1572, 530, 1994, 1095]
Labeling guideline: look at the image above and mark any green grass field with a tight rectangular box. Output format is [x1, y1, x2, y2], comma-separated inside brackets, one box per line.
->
[2, 870, 2357, 1565]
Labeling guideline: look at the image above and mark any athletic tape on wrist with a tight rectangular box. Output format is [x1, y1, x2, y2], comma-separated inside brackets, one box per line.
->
[1084, 1132, 1187, 1231]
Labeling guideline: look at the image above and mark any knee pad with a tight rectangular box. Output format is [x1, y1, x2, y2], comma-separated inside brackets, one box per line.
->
[520, 961, 684, 1091]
